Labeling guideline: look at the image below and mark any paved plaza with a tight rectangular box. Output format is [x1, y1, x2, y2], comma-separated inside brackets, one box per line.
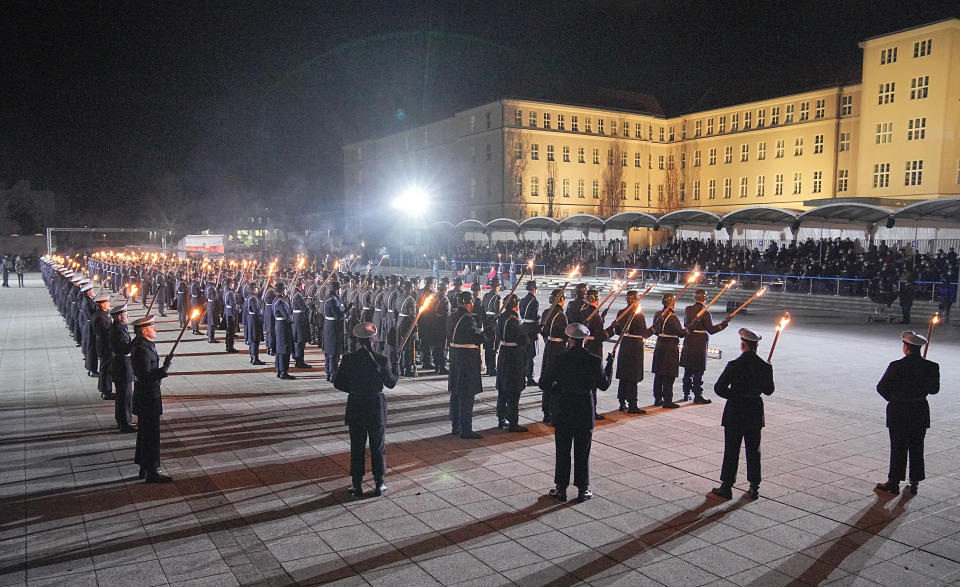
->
[2, 274, 960, 586]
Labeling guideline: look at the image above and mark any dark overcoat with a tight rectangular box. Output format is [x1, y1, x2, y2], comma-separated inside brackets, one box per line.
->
[272, 296, 294, 354]
[447, 308, 484, 395]
[651, 309, 686, 377]
[495, 311, 529, 395]
[609, 307, 653, 382]
[877, 353, 939, 430]
[714, 351, 775, 430]
[334, 346, 399, 426]
[131, 336, 168, 416]
[322, 294, 345, 355]
[679, 303, 726, 371]
[540, 345, 612, 431]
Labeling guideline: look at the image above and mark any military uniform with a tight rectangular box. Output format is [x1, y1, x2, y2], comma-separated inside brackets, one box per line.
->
[651, 302, 686, 407]
[108, 308, 136, 431]
[222, 285, 239, 352]
[481, 285, 501, 376]
[680, 301, 727, 403]
[495, 303, 529, 431]
[262, 286, 277, 355]
[204, 280, 219, 342]
[608, 301, 654, 412]
[518, 289, 540, 384]
[291, 287, 311, 367]
[538, 300, 568, 423]
[242, 290, 265, 364]
[131, 316, 173, 483]
[272, 287, 295, 379]
[447, 302, 485, 438]
[323, 287, 346, 381]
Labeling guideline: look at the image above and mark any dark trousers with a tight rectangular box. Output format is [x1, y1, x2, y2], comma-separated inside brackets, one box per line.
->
[524, 345, 536, 379]
[191, 300, 202, 333]
[617, 380, 639, 405]
[275, 352, 290, 375]
[98, 360, 113, 398]
[206, 307, 217, 341]
[653, 374, 676, 403]
[114, 376, 133, 428]
[265, 326, 275, 353]
[325, 353, 340, 379]
[496, 389, 521, 425]
[225, 317, 236, 350]
[429, 334, 447, 370]
[720, 426, 762, 485]
[178, 304, 187, 327]
[449, 393, 476, 434]
[554, 426, 592, 489]
[134, 410, 161, 472]
[17, 273, 23, 287]
[900, 303, 912, 324]
[293, 341, 305, 362]
[888, 427, 926, 482]
[682, 368, 705, 399]
[248, 340, 260, 360]
[483, 340, 498, 373]
[349, 423, 386, 483]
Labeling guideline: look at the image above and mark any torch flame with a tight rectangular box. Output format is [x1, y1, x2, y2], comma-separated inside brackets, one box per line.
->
[628, 269, 638, 278]
[567, 265, 581, 279]
[777, 312, 791, 331]
[191, 309, 201, 319]
[419, 295, 433, 313]
[757, 287, 768, 297]
[687, 271, 701, 284]
[932, 314, 940, 325]
[727, 279, 737, 288]
[634, 303, 643, 315]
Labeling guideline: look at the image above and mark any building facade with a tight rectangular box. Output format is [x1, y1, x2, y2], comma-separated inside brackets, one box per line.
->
[343, 19, 960, 229]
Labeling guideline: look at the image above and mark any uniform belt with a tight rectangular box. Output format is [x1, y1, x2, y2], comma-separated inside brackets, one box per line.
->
[398, 313, 410, 317]
[275, 317, 286, 321]
[293, 310, 303, 313]
[501, 342, 519, 347]
[485, 312, 496, 315]
[692, 330, 707, 333]
[324, 316, 336, 320]
[522, 319, 537, 323]
[658, 334, 678, 338]
[248, 311, 256, 314]
[450, 343, 479, 349]
[123, 353, 131, 357]
[362, 307, 371, 310]
[584, 336, 595, 340]
[622, 333, 644, 338]
[226, 305, 234, 309]
[547, 336, 564, 342]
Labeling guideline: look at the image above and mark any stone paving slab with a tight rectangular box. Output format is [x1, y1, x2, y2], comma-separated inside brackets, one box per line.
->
[1, 274, 959, 585]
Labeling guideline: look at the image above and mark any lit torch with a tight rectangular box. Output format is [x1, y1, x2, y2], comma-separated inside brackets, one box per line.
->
[543, 265, 580, 321]
[726, 287, 767, 319]
[399, 294, 433, 350]
[496, 258, 536, 318]
[924, 314, 940, 358]
[610, 300, 646, 357]
[696, 279, 736, 319]
[766, 312, 791, 363]
[168, 309, 202, 360]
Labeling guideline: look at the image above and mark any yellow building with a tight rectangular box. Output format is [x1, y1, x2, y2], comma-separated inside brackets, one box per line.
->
[343, 19, 960, 228]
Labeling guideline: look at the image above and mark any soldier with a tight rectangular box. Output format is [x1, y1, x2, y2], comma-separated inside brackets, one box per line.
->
[153, 269, 168, 316]
[189, 273, 203, 335]
[204, 275, 219, 343]
[131, 315, 174, 483]
[272, 282, 295, 380]
[92, 294, 113, 399]
[334, 322, 400, 498]
[651, 294, 686, 409]
[606, 290, 654, 414]
[242, 283, 266, 365]
[582, 289, 609, 420]
[447, 291, 485, 439]
[481, 277, 501, 376]
[711, 328, 775, 500]
[418, 277, 439, 371]
[323, 281, 346, 381]
[84, 293, 108, 378]
[108, 304, 136, 432]
[262, 280, 277, 355]
[875, 331, 940, 496]
[291, 279, 312, 368]
[496, 294, 529, 432]
[680, 289, 729, 404]
[539, 288, 568, 424]
[899, 279, 915, 324]
[541, 323, 613, 503]
[565, 282, 588, 324]
[518, 280, 540, 386]
[344, 275, 362, 354]
[427, 278, 451, 375]
[395, 281, 418, 376]
[222, 278, 239, 353]
[447, 277, 463, 309]
[174, 272, 188, 328]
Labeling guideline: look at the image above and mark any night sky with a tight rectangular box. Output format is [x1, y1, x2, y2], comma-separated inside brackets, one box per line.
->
[2, 1, 956, 229]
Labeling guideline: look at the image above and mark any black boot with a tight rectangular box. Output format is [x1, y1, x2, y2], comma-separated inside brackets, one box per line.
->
[711, 484, 733, 499]
[747, 483, 760, 499]
[875, 480, 900, 495]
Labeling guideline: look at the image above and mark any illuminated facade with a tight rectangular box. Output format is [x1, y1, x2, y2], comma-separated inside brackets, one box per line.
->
[343, 19, 960, 226]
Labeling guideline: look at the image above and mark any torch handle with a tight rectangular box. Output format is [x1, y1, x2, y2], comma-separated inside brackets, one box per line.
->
[696, 283, 733, 319]
[609, 302, 641, 356]
[494, 265, 531, 319]
[766, 329, 782, 363]
[167, 320, 191, 360]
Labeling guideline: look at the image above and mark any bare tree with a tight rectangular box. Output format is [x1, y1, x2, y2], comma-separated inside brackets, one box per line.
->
[504, 129, 528, 218]
[660, 145, 697, 215]
[598, 141, 626, 217]
[546, 160, 559, 218]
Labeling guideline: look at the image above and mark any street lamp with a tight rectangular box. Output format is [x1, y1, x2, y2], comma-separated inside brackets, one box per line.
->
[393, 186, 431, 269]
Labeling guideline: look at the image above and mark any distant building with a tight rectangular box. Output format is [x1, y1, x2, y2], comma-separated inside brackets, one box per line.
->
[344, 19, 960, 230]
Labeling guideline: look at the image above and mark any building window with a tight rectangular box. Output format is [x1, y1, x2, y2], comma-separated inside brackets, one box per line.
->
[656, 184, 663, 202]
[635, 123, 643, 139]
[607, 149, 614, 166]
[908, 118, 926, 140]
[757, 175, 765, 197]
[680, 182, 686, 201]
[598, 119, 605, 134]
[546, 177, 554, 197]
[610, 120, 617, 136]
[800, 102, 809, 121]
[695, 120, 702, 137]
[694, 150, 701, 167]
[709, 148, 717, 165]
[571, 116, 579, 132]
[659, 126, 665, 142]
[771, 107, 780, 126]
[658, 155, 665, 170]
[562, 145, 570, 162]
[744, 111, 752, 130]
[731, 113, 739, 131]
[578, 147, 585, 163]
[529, 112, 537, 128]
[757, 142, 766, 160]
[592, 180, 599, 198]
[585, 118, 592, 133]
[486, 111, 491, 129]
[739, 177, 748, 198]
[562, 178, 570, 197]
[648, 154, 652, 168]
[775, 174, 783, 196]
[681, 151, 686, 169]
[757, 109, 765, 128]
[592, 148, 599, 164]
[633, 182, 641, 200]
[693, 180, 701, 200]
[775, 139, 784, 158]
[514, 109, 522, 126]
[839, 132, 851, 152]
[873, 163, 890, 188]
[530, 177, 539, 196]
[708, 179, 716, 199]
[706, 118, 714, 135]
[543, 113, 551, 129]
[913, 39, 932, 58]
[621, 151, 628, 167]
[513, 141, 523, 160]
[723, 178, 732, 199]
[785, 104, 795, 123]
[837, 169, 849, 192]
[841, 95, 853, 116]
[724, 146, 732, 164]
[634, 152, 641, 167]
[815, 99, 825, 119]
[668, 154, 675, 169]
[557, 114, 565, 130]
[647, 183, 651, 205]
[878, 82, 895, 104]
[514, 176, 522, 197]
[623, 121, 630, 138]
[875, 122, 893, 144]
[669, 126, 675, 141]
[905, 160, 923, 186]
[794, 137, 803, 156]
[531, 144, 539, 160]
[814, 134, 824, 154]
[793, 172, 802, 194]
[621, 182, 628, 200]
[910, 76, 929, 99]
[812, 170, 822, 193]
[718, 116, 726, 133]
[648, 126, 653, 140]
[881, 47, 897, 64]
[578, 179, 585, 198]
[740, 144, 749, 162]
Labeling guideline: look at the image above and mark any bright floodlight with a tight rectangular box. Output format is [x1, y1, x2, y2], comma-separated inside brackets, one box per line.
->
[393, 186, 430, 215]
